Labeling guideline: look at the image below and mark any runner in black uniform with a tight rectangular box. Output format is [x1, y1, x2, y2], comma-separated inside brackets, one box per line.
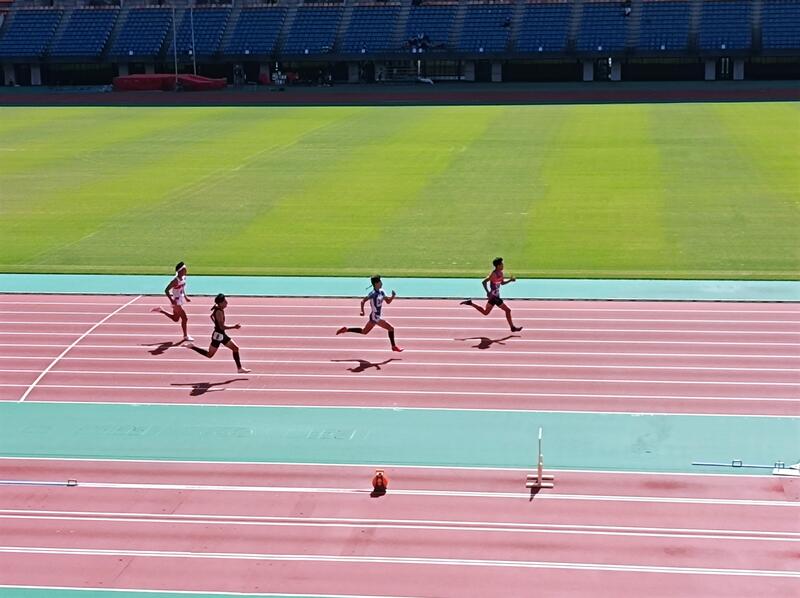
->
[187, 294, 251, 373]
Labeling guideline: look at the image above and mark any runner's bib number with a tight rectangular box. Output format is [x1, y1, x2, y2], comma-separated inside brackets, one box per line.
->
[212, 331, 225, 342]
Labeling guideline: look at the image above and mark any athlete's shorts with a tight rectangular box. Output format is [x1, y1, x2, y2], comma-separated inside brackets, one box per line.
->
[370, 312, 383, 324]
[488, 296, 504, 307]
[172, 295, 186, 307]
[211, 330, 232, 347]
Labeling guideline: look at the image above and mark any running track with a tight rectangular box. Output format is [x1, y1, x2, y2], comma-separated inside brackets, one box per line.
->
[0, 294, 798, 597]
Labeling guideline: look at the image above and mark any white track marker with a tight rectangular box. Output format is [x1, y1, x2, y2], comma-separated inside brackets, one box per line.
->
[17, 296, 140, 402]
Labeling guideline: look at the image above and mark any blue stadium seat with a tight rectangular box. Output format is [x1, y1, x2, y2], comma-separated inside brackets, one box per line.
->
[516, 2, 571, 53]
[224, 7, 285, 56]
[282, 6, 342, 55]
[404, 4, 457, 52]
[458, 3, 513, 53]
[577, 1, 628, 52]
[50, 8, 118, 58]
[342, 5, 400, 53]
[169, 7, 230, 58]
[761, 0, 800, 50]
[0, 9, 62, 58]
[109, 8, 172, 58]
[637, 1, 690, 51]
[698, 0, 752, 51]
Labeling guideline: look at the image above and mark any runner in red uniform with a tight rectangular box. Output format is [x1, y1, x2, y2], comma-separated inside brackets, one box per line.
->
[461, 257, 522, 332]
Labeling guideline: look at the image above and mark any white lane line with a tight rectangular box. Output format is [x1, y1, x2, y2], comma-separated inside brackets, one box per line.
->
[5, 332, 798, 347]
[2, 313, 798, 325]
[1, 355, 797, 374]
[4, 368, 798, 387]
[1, 299, 798, 314]
[16, 296, 141, 402]
[3, 480, 797, 507]
[1, 546, 797, 577]
[3, 343, 799, 360]
[0, 455, 781, 478]
[2, 510, 797, 542]
[4, 385, 798, 406]
[4, 321, 799, 335]
[6, 509, 800, 542]
[0, 587, 412, 598]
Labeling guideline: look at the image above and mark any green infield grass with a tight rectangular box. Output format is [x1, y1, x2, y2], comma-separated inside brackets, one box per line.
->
[1, 102, 798, 279]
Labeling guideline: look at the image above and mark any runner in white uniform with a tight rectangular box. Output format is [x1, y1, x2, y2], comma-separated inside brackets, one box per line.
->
[151, 261, 193, 342]
[336, 275, 403, 352]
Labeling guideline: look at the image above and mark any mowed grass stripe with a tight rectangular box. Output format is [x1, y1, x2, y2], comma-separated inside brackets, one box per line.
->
[0, 104, 798, 279]
[656, 103, 800, 279]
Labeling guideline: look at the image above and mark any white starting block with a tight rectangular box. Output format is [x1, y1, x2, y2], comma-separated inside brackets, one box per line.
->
[526, 427, 555, 490]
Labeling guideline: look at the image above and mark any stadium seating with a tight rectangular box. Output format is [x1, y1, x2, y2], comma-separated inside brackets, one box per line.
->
[282, 5, 343, 54]
[698, 0, 752, 51]
[516, 1, 572, 53]
[49, 8, 118, 58]
[109, 8, 172, 58]
[637, 1, 690, 51]
[342, 5, 400, 53]
[458, 3, 513, 53]
[170, 7, 231, 58]
[577, 1, 628, 52]
[404, 4, 457, 52]
[0, 9, 62, 58]
[224, 7, 286, 56]
[761, 0, 800, 50]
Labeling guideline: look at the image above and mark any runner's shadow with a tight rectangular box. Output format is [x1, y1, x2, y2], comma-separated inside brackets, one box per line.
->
[141, 341, 182, 356]
[331, 358, 401, 373]
[456, 335, 519, 350]
[171, 378, 248, 396]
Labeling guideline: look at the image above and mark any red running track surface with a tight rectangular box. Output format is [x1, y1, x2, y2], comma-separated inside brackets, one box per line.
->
[0, 295, 798, 596]
[0, 295, 798, 416]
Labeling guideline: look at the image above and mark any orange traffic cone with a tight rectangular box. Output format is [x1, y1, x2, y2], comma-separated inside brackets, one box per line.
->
[372, 469, 388, 493]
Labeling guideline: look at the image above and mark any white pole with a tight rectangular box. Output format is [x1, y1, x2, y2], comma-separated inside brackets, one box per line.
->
[190, 7, 197, 76]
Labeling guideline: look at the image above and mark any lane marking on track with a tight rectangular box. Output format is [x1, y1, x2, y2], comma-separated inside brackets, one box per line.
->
[5, 333, 798, 347]
[2, 510, 798, 542]
[2, 313, 798, 325]
[4, 392, 799, 415]
[2, 480, 796, 507]
[3, 343, 799, 360]
[16, 296, 141, 402]
[2, 355, 797, 374]
[0, 586, 416, 598]
[3, 368, 799, 387]
[0, 455, 783, 478]
[1, 546, 798, 577]
[3, 320, 799, 335]
[1, 299, 798, 314]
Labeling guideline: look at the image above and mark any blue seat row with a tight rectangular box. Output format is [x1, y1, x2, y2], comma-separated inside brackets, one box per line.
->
[638, 1, 690, 51]
[224, 7, 285, 56]
[577, 2, 628, 52]
[282, 6, 342, 54]
[404, 5, 457, 50]
[516, 2, 571, 53]
[458, 4, 513, 53]
[342, 6, 400, 53]
[698, 0, 752, 50]
[109, 8, 172, 58]
[170, 8, 230, 58]
[50, 8, 118, 58]
[761, 0, 800, 49]
[0, 9, 62, 58]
